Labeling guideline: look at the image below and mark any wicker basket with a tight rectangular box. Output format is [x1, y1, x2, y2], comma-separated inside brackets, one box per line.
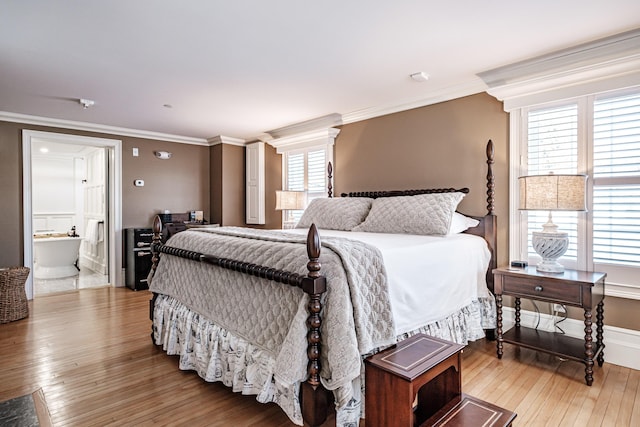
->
[0, 266, 30, 323]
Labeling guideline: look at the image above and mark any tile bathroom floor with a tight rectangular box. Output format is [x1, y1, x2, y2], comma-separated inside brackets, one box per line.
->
[34, 268, 110, 296]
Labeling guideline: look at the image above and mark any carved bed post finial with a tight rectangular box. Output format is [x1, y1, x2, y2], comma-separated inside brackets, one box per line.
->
[486, 139, 495, 215]
[327, 162, 333, 198]
[307, 224, 321, 278]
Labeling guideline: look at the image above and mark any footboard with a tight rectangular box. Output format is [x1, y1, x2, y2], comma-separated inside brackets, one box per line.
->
[148, 219, 330, 426]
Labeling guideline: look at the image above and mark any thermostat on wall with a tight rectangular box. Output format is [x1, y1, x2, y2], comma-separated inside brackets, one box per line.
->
[134, 179, 144, 187]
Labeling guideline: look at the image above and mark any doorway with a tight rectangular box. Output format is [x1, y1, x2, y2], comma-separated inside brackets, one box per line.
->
[22, 130, 123, 299]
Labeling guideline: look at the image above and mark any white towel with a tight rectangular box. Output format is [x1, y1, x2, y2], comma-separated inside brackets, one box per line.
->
[86, 219, 100, 244]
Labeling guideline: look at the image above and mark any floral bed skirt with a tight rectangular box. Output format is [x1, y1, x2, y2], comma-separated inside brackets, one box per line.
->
[153, 294, 496, 426]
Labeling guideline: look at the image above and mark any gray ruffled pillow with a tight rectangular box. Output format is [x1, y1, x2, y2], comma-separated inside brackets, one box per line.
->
[296, 197, 374, 231]
[352, 192, 465, 236]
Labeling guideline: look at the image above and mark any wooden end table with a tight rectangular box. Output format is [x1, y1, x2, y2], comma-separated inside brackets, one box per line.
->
[493, 266, 606, 386]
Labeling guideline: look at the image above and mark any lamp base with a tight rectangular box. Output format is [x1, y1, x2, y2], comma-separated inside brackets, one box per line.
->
[532, 231, 569, 274]
[536, 259, 566, 273]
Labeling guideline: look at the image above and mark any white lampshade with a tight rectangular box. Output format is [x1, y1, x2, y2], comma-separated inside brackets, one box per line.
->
[275, 191, 306, 211]
[519, 174, 587, 211]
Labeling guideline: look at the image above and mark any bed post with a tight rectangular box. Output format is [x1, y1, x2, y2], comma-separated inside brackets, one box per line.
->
[300, 223, 330, 426]
[486, 139, 495, 216]
[484, 140, 498, 340]
[327, 161, 333, 198]
[484, 139, 497, 289]
[149, 215, 162, 340]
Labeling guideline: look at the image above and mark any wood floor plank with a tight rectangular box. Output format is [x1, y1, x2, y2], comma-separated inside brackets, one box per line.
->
[1, 287, 637, 426]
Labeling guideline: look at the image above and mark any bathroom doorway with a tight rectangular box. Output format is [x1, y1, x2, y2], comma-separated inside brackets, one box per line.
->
[22, 131, 123, 299]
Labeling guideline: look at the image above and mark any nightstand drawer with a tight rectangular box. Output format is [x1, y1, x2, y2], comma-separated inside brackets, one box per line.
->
[502, 275, 582, 305]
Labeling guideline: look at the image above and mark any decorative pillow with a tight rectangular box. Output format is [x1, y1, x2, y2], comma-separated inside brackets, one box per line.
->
[352, 192, 465, 236]
[296, 197, 374, 231]
[448, 212, 480, 235]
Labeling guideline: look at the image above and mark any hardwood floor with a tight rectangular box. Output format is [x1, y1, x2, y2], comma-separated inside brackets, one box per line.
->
[1, 287, 638, 426]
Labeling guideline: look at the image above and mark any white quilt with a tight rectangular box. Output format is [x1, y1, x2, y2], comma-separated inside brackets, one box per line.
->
[286, 228, 491, 334]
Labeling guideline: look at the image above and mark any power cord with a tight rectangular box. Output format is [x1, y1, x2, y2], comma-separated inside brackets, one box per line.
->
[532, 300, 541, 329]
[552, 303, 567, 334]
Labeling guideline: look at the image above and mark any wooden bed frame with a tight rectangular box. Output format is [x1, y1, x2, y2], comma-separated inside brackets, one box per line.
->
[148, 139, 497, 426]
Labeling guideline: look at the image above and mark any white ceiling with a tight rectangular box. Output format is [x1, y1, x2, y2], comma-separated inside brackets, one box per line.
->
[2, 1, 640, 143]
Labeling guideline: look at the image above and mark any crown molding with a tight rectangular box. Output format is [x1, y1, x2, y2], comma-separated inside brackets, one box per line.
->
[266, 113, 343, 140]
[478, 27, 640, 111]
[268, 128, 341, 153]
[341, 79, 487, 124]
[0, 111, 209, 145]
[207, 135, 246, 146]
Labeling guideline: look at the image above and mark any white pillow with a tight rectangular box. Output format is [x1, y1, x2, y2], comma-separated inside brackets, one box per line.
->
[352, 192, 465, 236]
[448, 212, 480, 235]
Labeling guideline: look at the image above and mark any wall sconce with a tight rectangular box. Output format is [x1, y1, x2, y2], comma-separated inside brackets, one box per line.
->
[154, 151, 172, 160]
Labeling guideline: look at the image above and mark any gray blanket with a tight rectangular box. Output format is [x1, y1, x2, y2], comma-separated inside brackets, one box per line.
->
[149, 227, 396, 392]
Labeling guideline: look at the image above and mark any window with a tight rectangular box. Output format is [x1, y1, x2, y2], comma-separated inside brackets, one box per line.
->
[517, 89, 640, 291]
[283, 146, 331, 222]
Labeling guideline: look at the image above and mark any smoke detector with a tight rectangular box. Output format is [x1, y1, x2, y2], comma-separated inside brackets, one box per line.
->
[79, 98, 95, 109]
[410, 72, 430, 82]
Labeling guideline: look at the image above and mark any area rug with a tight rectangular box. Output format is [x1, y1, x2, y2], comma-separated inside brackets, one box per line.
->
[0, 389, 52, 427]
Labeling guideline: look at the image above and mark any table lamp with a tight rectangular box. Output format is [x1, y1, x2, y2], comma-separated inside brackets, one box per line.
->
[519, 173, 587, 273]
[275, 190, 306, 229]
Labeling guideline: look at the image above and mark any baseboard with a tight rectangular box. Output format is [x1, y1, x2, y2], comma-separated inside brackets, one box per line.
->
[502, 307, 640, 371]
[79, 255, 107, 274]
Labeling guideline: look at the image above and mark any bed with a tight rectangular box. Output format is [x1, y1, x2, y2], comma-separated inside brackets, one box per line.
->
[148, 140, 497, 426]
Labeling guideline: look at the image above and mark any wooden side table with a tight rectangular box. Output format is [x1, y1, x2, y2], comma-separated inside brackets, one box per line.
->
[493, 266, 606, 386]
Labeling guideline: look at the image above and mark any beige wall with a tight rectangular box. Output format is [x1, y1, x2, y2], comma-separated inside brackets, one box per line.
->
[255, 143, 283, 230]
[335, 93, 509, 266]
[220, 144, 245, 227]
[121, 137, 210, 227]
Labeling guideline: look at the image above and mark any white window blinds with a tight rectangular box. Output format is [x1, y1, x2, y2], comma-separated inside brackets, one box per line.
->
[287, 153, 304, 192]
[526, 104, 579, 261]
[306, 149, 326, 199]
[592, 92, 640, 267]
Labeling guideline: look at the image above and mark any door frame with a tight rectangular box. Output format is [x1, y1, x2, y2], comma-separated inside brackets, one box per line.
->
[22, 130, 123, 298]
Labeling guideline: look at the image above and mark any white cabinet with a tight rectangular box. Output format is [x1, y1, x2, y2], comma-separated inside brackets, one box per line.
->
[246, 142, 265, 224]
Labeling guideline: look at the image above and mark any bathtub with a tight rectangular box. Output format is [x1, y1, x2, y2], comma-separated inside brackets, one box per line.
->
[33, 236, 82, 279]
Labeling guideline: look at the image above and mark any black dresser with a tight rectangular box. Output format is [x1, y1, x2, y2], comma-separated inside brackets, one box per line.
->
[124, 228, 154, 291]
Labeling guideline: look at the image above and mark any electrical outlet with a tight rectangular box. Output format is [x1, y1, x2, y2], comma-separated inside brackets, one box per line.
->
[553, 303, 566, 313]
[132, 147, 139, 157]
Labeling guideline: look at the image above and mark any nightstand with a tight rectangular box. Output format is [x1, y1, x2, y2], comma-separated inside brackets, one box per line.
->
[493, 266, 606, 386]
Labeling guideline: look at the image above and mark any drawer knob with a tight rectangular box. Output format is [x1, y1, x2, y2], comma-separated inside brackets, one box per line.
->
[534, 285, 543, 292]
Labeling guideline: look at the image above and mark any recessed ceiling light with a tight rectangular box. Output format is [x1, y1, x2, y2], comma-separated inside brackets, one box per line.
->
[410, 71, 430, 82]
[39, 147, 49, 153]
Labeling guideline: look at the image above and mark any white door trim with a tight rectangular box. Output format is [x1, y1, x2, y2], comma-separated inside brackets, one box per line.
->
[22, 130, 123, 298]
